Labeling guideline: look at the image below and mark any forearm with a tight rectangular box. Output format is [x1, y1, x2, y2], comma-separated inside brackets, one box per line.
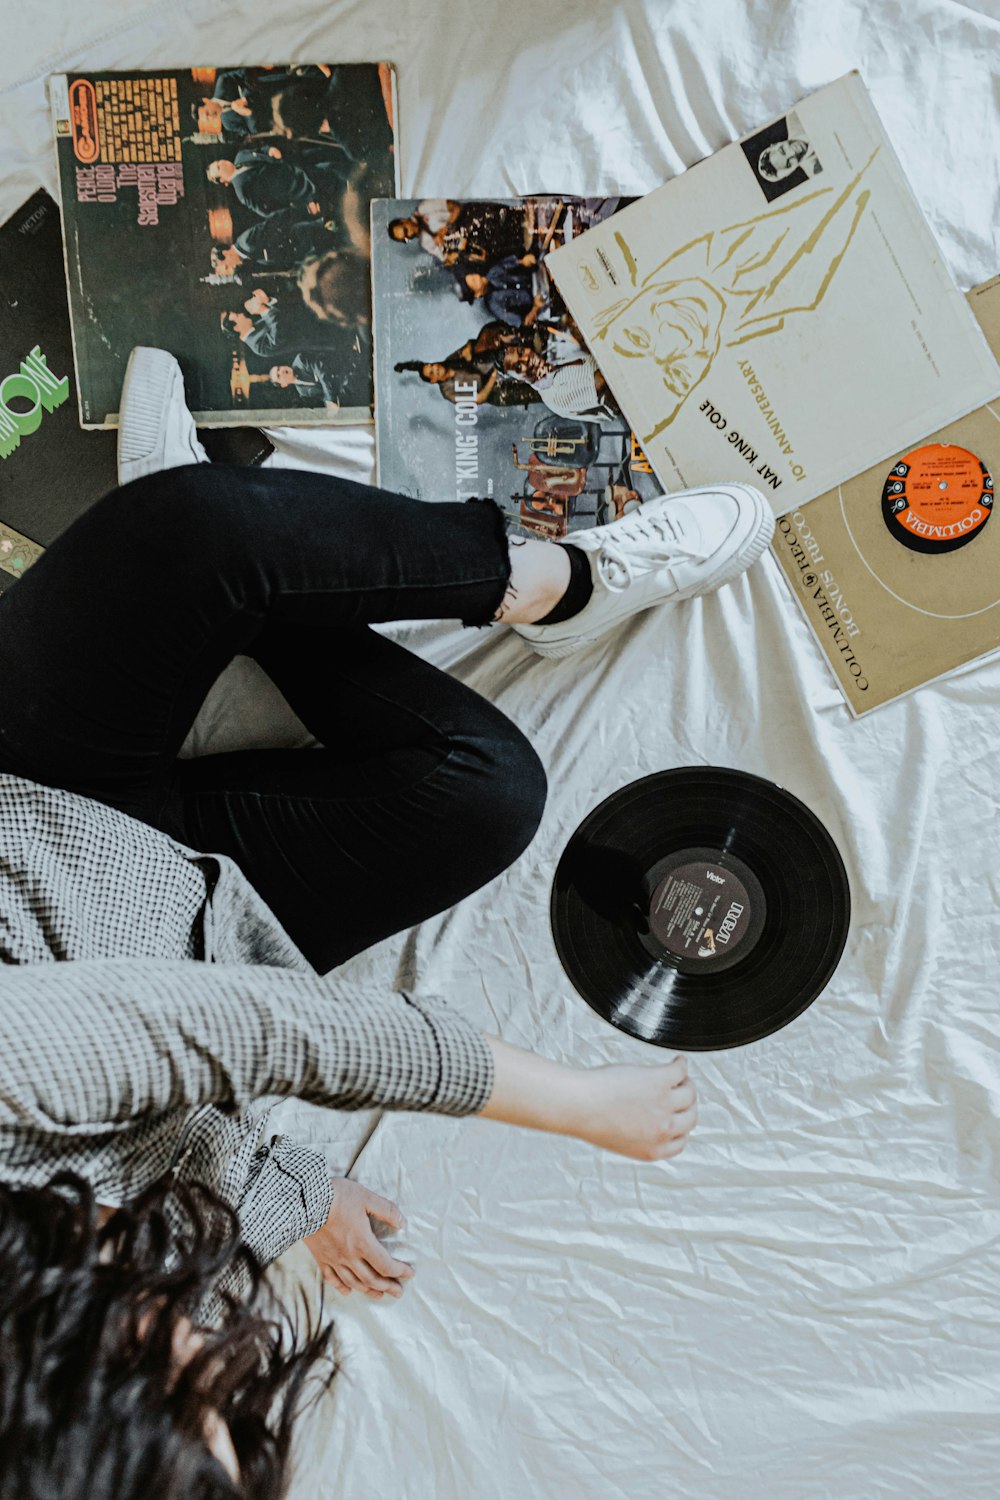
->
[0, 960, 694, 1166]
[477, 1035, 588, 1139]
[0, 958, 492, 1134]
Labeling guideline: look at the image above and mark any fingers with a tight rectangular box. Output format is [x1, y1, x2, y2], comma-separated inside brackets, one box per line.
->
[360, 1205, 414, 1287]
[336, 1266, 370, 1296]
[337, 1265, 393, 1301]
[671, 1080, 696, 1112]
[323, 1268, 352, 1297]
[669, 1103, 697, 1139]
[364, 1191, 406, 1232]
[323, 1259, 408, 1300]
[361, 1263, 407, 1298]
[657, 1135, 690, 1160]
[651, 1102, 698, 1161]
[665, 1054, 689, 1087]
[365, 1237, 415, 1282]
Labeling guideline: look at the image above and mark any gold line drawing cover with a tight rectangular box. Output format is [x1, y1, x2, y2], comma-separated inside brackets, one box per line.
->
[546, 73, 1000, 512]
[50, 65, 398, 427]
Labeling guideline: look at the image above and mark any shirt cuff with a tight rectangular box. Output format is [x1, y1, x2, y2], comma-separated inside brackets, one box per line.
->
[395, 993, 495, 1117]
[241, 1135, 334, 1266]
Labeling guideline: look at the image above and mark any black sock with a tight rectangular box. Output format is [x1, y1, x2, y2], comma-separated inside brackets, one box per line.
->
[534, 544, 594, 625]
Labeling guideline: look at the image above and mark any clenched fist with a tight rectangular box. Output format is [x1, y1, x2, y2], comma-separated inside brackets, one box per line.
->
[575, 1055, 697, 1161]
[480, 1036, 698, 1163]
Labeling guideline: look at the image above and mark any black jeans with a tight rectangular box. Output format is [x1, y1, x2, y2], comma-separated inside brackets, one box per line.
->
[0, 466, 547, 972]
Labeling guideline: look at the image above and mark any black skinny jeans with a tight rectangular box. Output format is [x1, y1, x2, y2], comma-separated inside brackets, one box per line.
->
[0, 466, 548, 972]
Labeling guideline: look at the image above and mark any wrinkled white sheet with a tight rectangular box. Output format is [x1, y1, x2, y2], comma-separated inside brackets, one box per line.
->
[3, 2, 1000, 1496]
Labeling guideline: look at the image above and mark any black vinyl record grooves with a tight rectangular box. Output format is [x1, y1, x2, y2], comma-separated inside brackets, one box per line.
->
[550, 768, 851, 1051]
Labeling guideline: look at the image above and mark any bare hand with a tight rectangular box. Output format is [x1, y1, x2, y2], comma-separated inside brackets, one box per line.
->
[303, 1179, 414, 1300]
[576, 1057, 697, 1161]
[480, 1035, 697, 1164]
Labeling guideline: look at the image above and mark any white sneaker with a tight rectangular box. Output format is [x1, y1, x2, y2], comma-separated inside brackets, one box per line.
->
[513, 483, 774, 658]
[116, 347, 209, 485]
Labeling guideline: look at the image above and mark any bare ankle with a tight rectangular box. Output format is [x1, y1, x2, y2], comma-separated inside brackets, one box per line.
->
[495, 537, 572, 624]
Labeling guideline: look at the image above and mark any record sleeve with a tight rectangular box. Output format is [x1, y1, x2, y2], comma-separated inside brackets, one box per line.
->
[771, 275, 1000, 715]
[371, 195, 665, 539]
[50, 65, 398, 428]
[545, 73, 1000, 512]
[0, 188, 272, 594]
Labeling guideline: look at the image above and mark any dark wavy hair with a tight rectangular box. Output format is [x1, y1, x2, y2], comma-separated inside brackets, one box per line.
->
[0, 1174, 337, 1499]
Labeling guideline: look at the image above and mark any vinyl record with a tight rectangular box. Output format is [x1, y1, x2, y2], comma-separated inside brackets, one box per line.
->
[550, 767, 850, 1050]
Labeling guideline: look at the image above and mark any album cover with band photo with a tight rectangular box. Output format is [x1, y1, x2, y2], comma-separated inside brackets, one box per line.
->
[771, 275, 1000, 717]
[49, 65, 398, 428]
[545, 72, 1000, 512]
[372, 195, 665, 539]
[0, 189, 271, 595]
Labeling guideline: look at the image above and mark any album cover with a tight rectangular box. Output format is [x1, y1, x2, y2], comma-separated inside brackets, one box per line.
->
[372, 195, 665, 539]
[771, 275, 1000, 716]
[545, 73, 1000, 512]
[0, 189, 272, 594]
[50, 65, 398, 428]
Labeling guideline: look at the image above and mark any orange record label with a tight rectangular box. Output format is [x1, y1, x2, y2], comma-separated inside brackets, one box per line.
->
[69, 79, 100, 164]
[882, 443, 993, 554]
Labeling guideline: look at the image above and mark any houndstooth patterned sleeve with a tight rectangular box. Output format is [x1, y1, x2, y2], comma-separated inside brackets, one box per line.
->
[238, 1137, 334, 1252]
[0, 957, 495, 1141]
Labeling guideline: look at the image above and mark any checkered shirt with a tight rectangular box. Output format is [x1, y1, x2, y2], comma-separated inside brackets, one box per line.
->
[0, 775, 494, 1315]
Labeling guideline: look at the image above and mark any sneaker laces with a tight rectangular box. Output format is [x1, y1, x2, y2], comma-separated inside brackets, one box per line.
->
[594, 509, 704, 592]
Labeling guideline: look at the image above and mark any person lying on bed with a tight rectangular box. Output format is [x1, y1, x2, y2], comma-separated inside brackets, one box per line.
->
[0, 346, 773, 1496]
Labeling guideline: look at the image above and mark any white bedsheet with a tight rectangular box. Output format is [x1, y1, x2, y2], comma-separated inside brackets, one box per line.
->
[3, 3, 1000, 1496]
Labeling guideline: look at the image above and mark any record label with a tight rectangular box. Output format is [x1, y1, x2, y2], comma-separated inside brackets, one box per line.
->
[649, 859, 752, 960]
[643, 847, 765, 973]
[882, 443, 993, 554]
